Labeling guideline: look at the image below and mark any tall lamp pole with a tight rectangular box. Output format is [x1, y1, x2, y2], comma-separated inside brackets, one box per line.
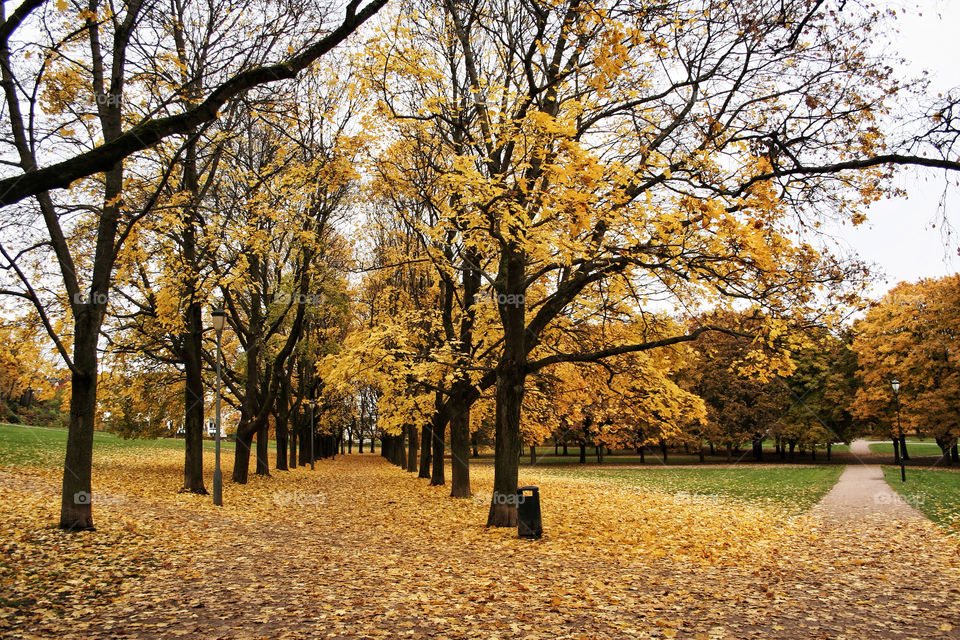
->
[891, 378, 906, 482]
[212, 307, 227, 505]
[309, 399, 317, 470]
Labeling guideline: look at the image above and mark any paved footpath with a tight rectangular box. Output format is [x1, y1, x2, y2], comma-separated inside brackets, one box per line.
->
[814, 451, 924, 521]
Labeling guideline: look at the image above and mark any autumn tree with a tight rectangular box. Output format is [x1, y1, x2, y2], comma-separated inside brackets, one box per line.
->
[852, 275, 960, 464]
[0, 0, 378, 528]
[366, 0, 902, 527]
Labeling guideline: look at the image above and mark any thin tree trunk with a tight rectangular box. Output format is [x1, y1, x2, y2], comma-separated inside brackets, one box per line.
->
[275, 372, 290, 471]
[449, 391, 471, 496]
[288, 409, 298, 469]
[181, 298, 206, 493]
[530, 444, 536, 465]
[431, 411, 447, 486]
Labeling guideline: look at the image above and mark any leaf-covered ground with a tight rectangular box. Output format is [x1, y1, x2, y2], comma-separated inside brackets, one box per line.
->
[1, 446, 959, 639]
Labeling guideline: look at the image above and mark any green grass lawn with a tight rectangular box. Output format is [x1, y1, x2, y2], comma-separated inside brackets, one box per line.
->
[0, 423, 240, 469]
[869, 441, 947, 456]
[882, 466, 960, 535]
[535, 465, 845, 514]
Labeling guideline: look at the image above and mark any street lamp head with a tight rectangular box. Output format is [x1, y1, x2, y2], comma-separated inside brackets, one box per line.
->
[891, 378, 901, 394]
[211, 306, 227, 333]
[309, 399, 317, 409]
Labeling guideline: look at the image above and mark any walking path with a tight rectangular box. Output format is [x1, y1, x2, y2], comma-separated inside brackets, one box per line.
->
[814, 440, 924, 521]
[848, 438, 874, 457]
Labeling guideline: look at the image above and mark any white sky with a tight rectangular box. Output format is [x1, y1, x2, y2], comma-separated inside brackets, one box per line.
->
[837, 0, 960, 292]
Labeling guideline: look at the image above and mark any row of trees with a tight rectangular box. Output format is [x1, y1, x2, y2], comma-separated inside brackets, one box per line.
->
[1, 0, 959, 530]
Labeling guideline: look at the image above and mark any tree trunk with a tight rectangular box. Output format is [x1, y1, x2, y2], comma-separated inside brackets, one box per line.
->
[486, 247, 526, 527]
[396, 431, 406, 466]
[563, 443, 568, 456]
[579, 443, 586, 464]
[431, 411, 446, 486]
[660, 439, 668, 463]
[892, 437, 901, 465]
[233, 270, 262, 483]
[554, 441, 558, 456]
[275, 372, 291, 471]
[255, 420, 270, 476]
[288, 410, 298, 469]
[449, 387, 472, 497]
[726, 442, 732, 462]
[407, 423, 418, 472]
[788, 441, 796, 460]
[181, 298, 206, 493]
[709, 441, 715, 457]
[826, 442, 832, 461]
[530, 444, 536, 465]
[299, 415, 310, 465]
[233, 429, 255, 484]
[753, 438, 763, 461]
[59, 317, 99, 530]
[951, 443, 959, 464]
[699, 443, 705, 463]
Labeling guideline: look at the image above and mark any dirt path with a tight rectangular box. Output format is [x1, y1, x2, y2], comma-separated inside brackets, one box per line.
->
[848, 438, 875, 457]
[814, 464, 924, 521]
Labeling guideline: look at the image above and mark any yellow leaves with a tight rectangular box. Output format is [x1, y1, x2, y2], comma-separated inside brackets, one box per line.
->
[55, 0, 68, 11]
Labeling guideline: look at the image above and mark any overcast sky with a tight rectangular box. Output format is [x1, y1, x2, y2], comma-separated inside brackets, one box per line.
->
[836, 0, 960, 293]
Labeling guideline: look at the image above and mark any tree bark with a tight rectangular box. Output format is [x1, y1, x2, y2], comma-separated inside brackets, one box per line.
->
[530, 444, 536, 465]
[449, 390, 471, 496]
[431, 410, 447, 486]
[275, 371, 291, 471]
[59, 319, 99, 530]
[407, 423, 418, 472]
[899, 434, 910, 461]
[579, 443, 586, 464]
[181, 299, 206, 493]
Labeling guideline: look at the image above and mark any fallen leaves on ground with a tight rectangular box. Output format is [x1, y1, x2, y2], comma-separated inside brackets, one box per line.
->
[1, 449, 959, 639]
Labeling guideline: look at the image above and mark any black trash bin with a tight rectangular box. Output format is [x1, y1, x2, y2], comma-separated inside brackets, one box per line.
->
[516, 486, 542, 538]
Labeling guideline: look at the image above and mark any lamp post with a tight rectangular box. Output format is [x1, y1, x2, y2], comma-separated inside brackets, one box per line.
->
[309, 399, 317, 470]
[891, 378, 906, 482]
[212, 307, 227, 505]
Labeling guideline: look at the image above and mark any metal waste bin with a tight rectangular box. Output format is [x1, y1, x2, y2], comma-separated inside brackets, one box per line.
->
[517, 486, 542, 538]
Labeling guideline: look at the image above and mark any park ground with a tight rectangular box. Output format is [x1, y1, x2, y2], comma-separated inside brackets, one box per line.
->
[1, 424, 959, 639]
